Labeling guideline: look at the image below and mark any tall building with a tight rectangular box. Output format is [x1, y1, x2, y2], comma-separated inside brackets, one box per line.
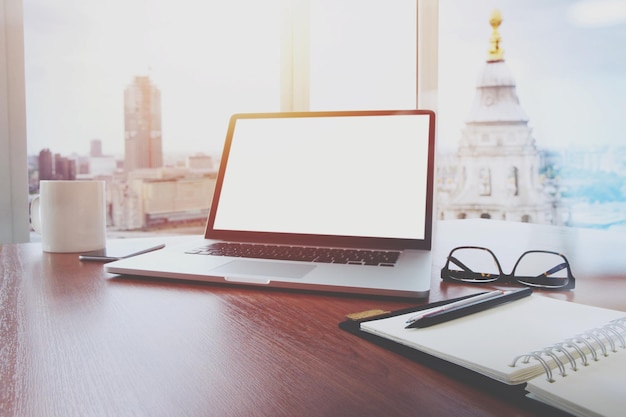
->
[124, 76, 163, 172]
[439, 10, 558, 224]
[37, 148, 76, 181]
[54, 153, 76, 180]
[90, 139, 103, 157]
[38, 149, 53, 180]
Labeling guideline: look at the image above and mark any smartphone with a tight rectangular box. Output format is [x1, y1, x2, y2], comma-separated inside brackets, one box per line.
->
[79, 242, 165, 262]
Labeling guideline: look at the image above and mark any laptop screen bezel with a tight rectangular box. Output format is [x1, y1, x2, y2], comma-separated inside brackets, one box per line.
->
[204, 110, 436, 250]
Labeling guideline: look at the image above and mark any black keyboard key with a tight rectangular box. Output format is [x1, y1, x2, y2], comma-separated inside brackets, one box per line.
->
[186, 242, 400, 267]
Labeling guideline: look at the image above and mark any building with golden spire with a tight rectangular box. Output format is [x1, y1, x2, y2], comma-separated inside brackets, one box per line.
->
[439, 10, 558, 224]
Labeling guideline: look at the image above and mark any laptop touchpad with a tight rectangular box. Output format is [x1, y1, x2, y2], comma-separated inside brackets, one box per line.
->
[210, 260, 316, 279]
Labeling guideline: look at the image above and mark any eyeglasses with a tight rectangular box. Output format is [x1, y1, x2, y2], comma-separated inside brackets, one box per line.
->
[441, 246, 575, 290]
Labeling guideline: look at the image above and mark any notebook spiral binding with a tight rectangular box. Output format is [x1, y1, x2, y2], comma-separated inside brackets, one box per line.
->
[510, 317, 626, 383]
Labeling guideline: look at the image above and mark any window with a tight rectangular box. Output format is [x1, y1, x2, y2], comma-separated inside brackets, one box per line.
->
[292, 0, 438, 110]
[479, 167, 491, 196]
[508, 166, 519, 196]
[309, 1, 417, 110]
[2, 0, 438, 241]
[23, 0, 282, 159]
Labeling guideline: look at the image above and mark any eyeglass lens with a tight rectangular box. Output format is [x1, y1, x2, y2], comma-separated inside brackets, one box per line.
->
[447, 248, 500, 281]
[513, 251, 569, 287]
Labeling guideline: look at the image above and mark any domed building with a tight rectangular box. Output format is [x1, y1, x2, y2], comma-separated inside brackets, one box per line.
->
[439, 10, 558, 224]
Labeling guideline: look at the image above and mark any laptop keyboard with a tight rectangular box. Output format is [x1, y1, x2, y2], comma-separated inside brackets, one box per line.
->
[185, 242, 400, 267]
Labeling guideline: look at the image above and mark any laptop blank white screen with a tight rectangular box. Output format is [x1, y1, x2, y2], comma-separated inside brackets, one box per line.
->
[212, 113, 432, 241]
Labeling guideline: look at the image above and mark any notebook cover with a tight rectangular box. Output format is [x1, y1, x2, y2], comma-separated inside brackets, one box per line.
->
[338, 296, 528, 393]
[339, 316, 571, 415]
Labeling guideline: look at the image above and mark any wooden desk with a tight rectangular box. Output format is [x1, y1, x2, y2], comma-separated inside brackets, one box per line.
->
[2, 220, 625, 417]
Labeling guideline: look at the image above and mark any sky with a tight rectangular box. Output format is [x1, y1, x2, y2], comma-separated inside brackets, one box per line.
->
[438, 0, 626, 151]
[22, 0, 626, 157]
[23, 0, 282, 156]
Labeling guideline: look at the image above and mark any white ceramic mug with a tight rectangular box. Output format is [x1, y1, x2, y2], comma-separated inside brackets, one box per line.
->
[30, 180, 107, 253]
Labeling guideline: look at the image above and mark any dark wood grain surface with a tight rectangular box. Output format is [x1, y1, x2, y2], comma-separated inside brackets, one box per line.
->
[2, 220, 625, 417]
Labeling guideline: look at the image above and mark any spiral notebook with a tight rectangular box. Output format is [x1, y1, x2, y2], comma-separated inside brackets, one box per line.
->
[348, 295, 626, 417]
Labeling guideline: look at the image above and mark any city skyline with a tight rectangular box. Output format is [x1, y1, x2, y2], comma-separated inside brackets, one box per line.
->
[22, 1, 626, 156]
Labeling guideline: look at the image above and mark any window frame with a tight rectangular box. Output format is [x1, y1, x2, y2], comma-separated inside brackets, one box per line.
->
[281, 0, 439, 111]
[1, 0, 29, 243]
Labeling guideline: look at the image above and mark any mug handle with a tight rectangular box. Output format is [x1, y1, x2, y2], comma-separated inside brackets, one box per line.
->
[30, 195, 42, 233]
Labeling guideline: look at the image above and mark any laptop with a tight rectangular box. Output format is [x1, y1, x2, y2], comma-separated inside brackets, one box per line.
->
[105, 109, 436, 298]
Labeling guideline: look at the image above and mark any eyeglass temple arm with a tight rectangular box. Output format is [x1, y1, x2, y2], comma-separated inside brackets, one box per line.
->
[534, 262, 568, 278]
[448, 256, 474, 272]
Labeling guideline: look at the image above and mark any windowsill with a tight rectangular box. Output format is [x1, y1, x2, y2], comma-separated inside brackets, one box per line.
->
[30, 225, 205, 243]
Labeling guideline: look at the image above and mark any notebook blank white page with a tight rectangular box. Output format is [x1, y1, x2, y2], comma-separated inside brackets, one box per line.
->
[360, 295, 626, 384]
[526, 350, 626, 417]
